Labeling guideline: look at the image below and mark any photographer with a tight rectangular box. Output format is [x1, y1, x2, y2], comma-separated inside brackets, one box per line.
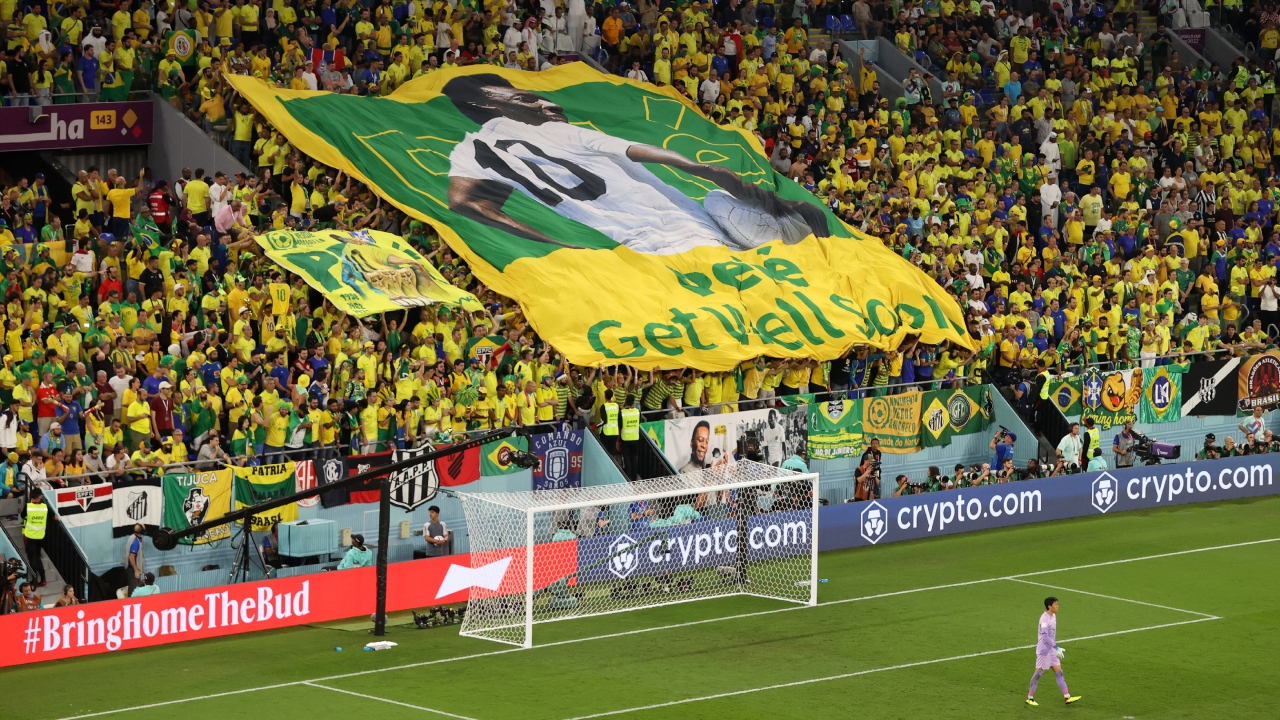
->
[853, 454, 879, 501]
[970, 463, 993, 487]
[1197, 433, 1220, 460]
[1019, 458, 1044, 481]
[0, 557, 22, 614]
[990, 427, 1016, 469]
[924, 466, 945, 493]
[892, 474, 915, 497]
[946, 463, 967, 490]
[1113, 421, 1137, 468]
[859, 437, 882, 467]
[1048, 449, 1069, 477]
[998, 457, 1019, 483]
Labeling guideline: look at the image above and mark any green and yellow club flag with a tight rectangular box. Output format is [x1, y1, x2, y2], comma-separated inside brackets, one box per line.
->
[233, 463, 299, 531]
[226, 65, 973, 371]
[165, 29, 199, 67]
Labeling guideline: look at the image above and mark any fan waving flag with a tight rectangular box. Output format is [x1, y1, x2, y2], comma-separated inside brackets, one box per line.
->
[311, 48, 345, 71]
[165, 30, 199, 67]
[225, 65, 973, 371]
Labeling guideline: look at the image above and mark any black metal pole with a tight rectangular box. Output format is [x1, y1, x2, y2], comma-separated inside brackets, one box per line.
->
[374, 475, 391, 636]
[152, 427, 520, 551]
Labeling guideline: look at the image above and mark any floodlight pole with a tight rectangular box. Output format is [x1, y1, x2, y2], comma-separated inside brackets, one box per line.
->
[374, 475, 392, 636]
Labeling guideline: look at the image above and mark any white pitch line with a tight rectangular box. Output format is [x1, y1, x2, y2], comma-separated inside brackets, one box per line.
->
[1005, 578, 1220, 619]
[559, 617, 1220, 720]
[303, 682, 479, 720]
[53, 536, 1277, 720]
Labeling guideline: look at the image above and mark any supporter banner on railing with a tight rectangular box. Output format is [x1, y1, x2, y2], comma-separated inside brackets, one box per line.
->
[161, 470, 233, 545]
[227, 66, 973, 371]
[1182, 358, 1239, 416]
[657, 405, 807, 471]
[112, 476, 163, 537]
[232, 463, 299, 531]
[819, 454, 1280, 551]
[256, 229, 483, 317]
[1081, 366, 1140, 430]
[482, 436, 529, 475]
[532, 428, 584, 490]
[1237, 351, 1280, 414]
[921, 386, 992, 447]
[807, 397, 864, 459]
[0, 101, 153, 151]
[1138, 366, 1183, 424]
[863, 391, 922, 453]
[52, 483, 112, 528]
[1047, 378, 1082, 416]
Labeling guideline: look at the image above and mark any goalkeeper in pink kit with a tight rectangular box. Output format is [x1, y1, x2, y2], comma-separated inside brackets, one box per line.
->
[1027, 597, 1082, 706]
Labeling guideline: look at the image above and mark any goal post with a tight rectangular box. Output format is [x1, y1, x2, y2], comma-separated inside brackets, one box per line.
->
[457, 461, 819, 648]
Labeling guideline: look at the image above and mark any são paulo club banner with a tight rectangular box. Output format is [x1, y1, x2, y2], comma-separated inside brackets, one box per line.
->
[532, 428, 584, 491]
[819, 454, 1280, 551]
[226, 65, 972, 371]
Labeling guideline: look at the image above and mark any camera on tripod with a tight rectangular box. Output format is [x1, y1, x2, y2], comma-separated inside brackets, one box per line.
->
[1132, 430, 1181, 465]
[736, 429, 763, 461]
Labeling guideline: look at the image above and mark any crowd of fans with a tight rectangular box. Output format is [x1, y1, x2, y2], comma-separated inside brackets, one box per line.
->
[0, 0, 1279, 500]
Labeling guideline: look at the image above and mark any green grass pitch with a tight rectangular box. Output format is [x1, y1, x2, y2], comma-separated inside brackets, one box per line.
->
[12, 494, 1280, 720]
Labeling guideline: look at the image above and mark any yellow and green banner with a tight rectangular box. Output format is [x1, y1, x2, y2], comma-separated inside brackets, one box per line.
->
[165, 29, 199, 67]
[227, 65, 972, 371]
[232, 463, 299, 532]
[806, 397, 864, 459]
[256, 229, 483, 317]
[1047, 377, 1082, 416]
[161, 469, 233, 545]
[1138, 366, 1183, 424]
[863, 391, 923, 453]
[1081, 366, 1141, 430]
[921, 386, 992, 447]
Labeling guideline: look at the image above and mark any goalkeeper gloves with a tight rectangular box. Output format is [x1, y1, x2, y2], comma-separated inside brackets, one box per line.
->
[1054, 646, 1065, 660]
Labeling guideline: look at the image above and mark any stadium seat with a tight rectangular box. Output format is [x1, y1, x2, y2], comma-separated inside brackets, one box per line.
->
[825, 15, 838, 35]
[840, 15, 856, 34]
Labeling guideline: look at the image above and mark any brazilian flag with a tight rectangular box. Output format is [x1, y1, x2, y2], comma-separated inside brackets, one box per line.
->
[641, 421, 664, 451]
[1048, 378, 1082, 416]
[481, 436, 528, 476]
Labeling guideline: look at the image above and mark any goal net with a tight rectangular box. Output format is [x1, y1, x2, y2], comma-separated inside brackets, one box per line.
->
[456, 460, 818, 647]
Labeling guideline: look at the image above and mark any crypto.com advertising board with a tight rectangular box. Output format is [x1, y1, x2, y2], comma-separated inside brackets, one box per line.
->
[819, 455, 1280, 551]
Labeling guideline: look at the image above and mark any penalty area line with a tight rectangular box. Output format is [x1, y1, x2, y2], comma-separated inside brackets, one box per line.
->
[303, 681, 480, 720]
[559, 617, 1220, 720]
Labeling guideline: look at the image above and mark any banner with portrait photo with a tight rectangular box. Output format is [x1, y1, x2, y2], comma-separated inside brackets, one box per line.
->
[862, 391, 923, 453]
[660, 406, 808, 472]
[161, 470, 233, 545]
[226, 65, 973, 371]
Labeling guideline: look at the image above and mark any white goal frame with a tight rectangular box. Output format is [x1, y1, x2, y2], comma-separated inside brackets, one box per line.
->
[456, 460, 820, 648]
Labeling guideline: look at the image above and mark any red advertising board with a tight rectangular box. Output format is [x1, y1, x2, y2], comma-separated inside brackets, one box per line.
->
[0, 540, 579, 667]
[0, 101, 153, 151]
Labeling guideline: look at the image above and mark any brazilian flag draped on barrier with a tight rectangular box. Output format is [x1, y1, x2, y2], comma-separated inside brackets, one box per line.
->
[1139, 366, 1184, 423]
[1082, 366, 1142, 430]
[225, 65, 973, 371]
[481, 436, 529, 475]
[1047, 377, 1082, 416]
[641, 421, 664, 449]
[806, 397, 864, 459]
[257, 229, 483, 317]
[921, 386, 993, 447]
[233, 463, 299, 531]
[161, 469, 233, 545]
